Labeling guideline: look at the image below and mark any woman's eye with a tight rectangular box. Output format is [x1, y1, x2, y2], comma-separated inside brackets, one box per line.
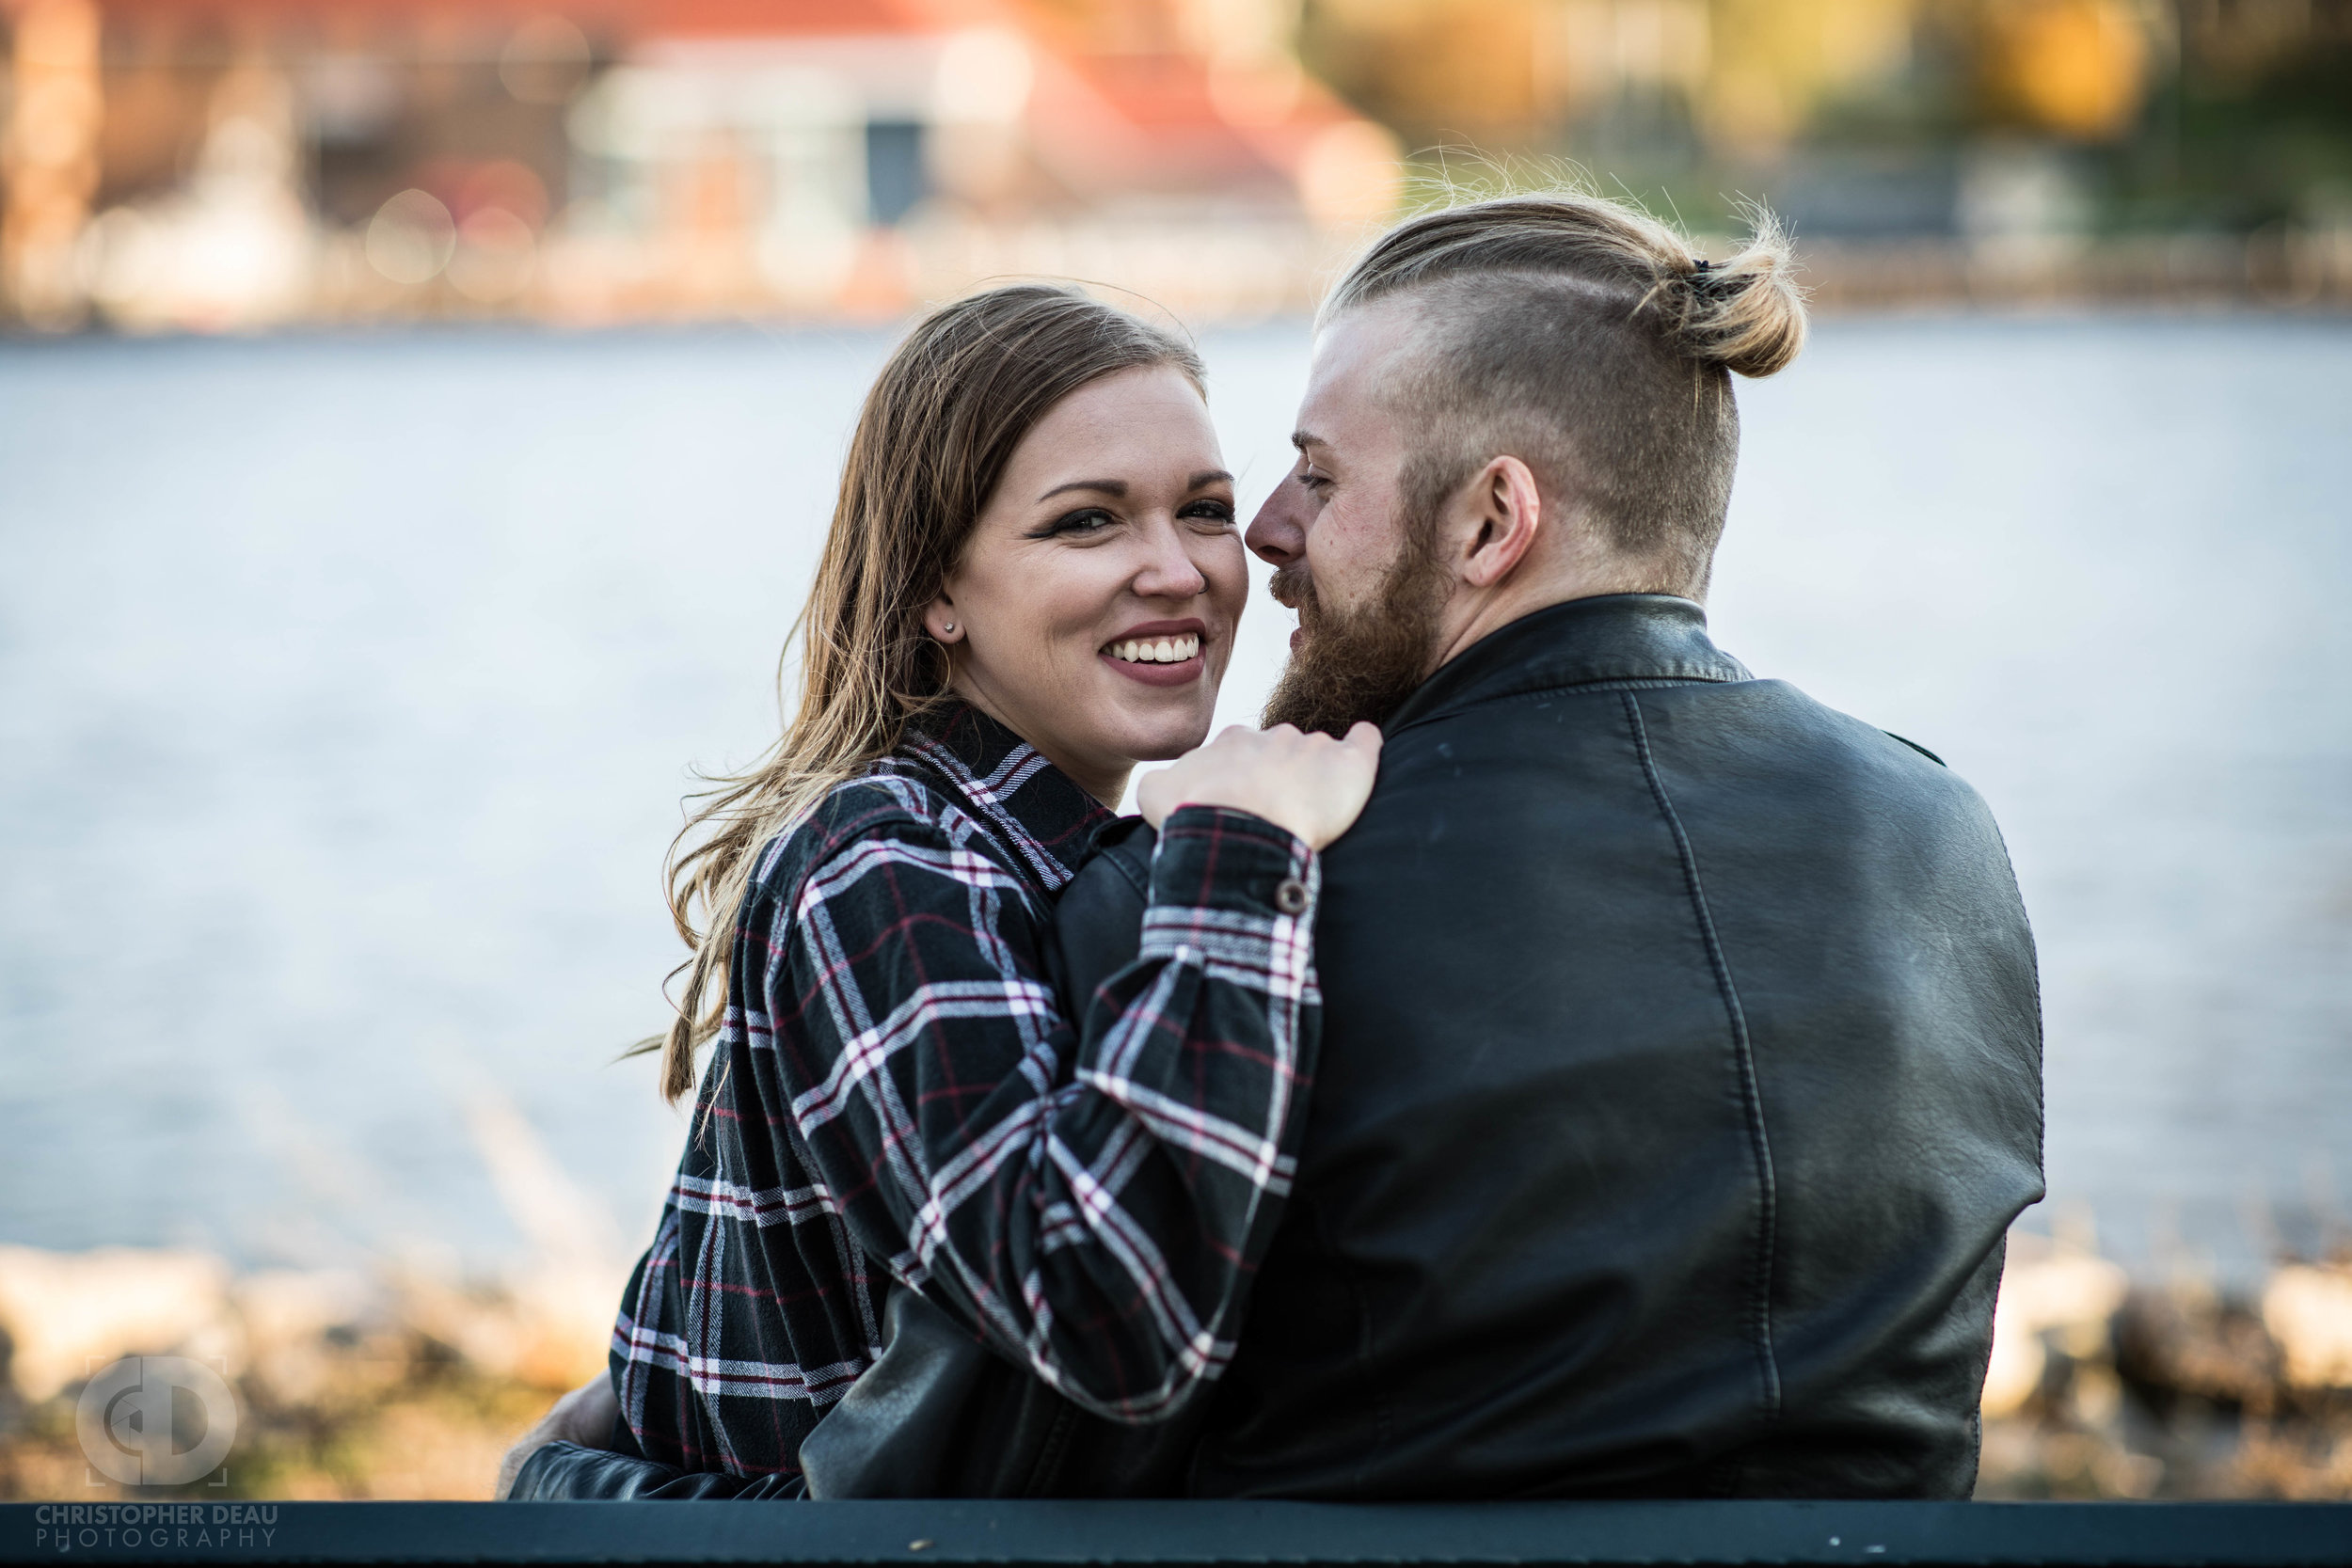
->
[1181, 499, 1236, 528]
[1034, 508, 1116, 538]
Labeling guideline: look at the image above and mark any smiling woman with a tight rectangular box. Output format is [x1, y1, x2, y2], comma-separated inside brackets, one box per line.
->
[498, 283, 1378, 1498]
[922, 361, 1246, 804]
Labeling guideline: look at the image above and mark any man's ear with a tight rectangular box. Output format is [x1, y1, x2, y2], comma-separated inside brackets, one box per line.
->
[1448, 455, 1542, 589]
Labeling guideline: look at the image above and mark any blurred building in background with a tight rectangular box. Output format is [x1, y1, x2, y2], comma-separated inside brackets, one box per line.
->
[3, 0, 2350, 328]
[0, 0, 1400, 327]
[1299, 0, 2352, 305]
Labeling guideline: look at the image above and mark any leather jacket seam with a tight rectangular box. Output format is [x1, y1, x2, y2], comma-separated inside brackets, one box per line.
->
[1386, 675, 1736, 739]
[1881, 730, 1947, 767]
[1622, 691, 1785, 1418]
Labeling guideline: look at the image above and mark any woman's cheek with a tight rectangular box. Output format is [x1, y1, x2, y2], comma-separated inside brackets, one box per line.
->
[1205, 534, 1249, 615]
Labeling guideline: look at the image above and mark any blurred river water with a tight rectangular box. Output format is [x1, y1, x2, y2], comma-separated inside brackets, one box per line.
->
[1, 315, 2346, 1289]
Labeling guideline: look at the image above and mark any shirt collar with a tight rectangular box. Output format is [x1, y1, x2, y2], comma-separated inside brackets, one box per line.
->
[899, 701, 1115, 893]
[1384, 594, 1752, 734]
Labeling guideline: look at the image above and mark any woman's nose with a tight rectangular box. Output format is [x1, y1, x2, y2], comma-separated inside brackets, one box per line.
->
[1133, 523, 1210, 600]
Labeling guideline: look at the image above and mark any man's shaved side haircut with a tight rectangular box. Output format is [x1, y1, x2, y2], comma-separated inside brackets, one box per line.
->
[1327, 191, 1808, 595]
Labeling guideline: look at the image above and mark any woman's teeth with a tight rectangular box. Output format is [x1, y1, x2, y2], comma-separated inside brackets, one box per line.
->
[1107, 633, 1201, 664]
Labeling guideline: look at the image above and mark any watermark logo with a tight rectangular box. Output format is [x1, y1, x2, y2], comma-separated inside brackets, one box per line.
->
[31, 1503, 278, 1557]
[75, 1357, 235, 1487]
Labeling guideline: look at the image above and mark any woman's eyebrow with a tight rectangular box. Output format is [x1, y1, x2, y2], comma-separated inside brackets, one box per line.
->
[1038, 478, 1126, 501]
[1036, 470, 1233, 501]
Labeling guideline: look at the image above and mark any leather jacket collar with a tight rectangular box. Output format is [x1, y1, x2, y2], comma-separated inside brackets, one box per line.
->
[1385, 594, 1752, 735]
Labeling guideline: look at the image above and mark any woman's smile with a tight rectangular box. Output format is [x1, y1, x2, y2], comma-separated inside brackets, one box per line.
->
[1101, 618, 1207, 686]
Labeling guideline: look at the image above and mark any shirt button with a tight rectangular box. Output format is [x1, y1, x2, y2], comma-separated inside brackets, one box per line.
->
[1274, 878, 1311, 915]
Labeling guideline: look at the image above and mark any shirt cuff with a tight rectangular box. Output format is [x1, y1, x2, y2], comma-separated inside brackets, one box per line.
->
[1140, 805, 1319, 964]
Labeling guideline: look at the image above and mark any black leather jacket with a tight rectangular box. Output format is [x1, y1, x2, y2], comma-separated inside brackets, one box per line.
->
[1184, 594, 2043, 1499]
[516, 594, 2042, 1501]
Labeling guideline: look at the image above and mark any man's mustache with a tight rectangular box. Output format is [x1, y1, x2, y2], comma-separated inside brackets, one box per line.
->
[1269, 564, 1313, 617]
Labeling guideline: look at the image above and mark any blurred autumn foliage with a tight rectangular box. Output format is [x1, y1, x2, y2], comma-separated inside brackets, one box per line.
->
[6, 0, 2351, 328]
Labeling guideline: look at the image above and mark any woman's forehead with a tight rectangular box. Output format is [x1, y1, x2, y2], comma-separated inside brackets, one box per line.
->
[1009, 367, 1221, 485]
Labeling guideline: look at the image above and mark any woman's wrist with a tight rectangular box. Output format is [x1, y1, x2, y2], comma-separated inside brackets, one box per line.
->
[1141, 805, 1320, 957]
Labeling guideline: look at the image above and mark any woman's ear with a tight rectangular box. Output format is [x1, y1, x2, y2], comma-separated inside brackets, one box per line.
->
[923, 594, 962, 644]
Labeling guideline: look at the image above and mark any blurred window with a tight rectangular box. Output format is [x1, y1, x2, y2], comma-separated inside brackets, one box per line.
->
[864, 119, 926, 227]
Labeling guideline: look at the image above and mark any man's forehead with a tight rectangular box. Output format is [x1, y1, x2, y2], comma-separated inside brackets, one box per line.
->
[1298, 300, 1419, 443]
[1311, 304, 1403, 373]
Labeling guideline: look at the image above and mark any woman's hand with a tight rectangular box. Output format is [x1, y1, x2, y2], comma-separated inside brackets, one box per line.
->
[495, 1371, 621, 1499]
[1136, 722, 1382, 850]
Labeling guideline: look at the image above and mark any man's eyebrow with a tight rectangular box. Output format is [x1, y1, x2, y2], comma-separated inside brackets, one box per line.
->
[1038, 478, 1126, 501]
[1290, 431, 1328, 454]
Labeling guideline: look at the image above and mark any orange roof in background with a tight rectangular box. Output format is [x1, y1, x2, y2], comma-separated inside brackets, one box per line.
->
[1029, 49, 1352, 197]
[98, 0, 1010, 36]
[610, 0, 1009, 40]
[90, 0, 1377, 207]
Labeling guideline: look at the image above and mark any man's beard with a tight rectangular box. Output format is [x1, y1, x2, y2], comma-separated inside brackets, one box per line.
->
[1261, 521, 1450, 736]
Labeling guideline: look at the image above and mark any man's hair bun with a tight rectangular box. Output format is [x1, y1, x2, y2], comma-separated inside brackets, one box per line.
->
[1661, 206, 1806, 379]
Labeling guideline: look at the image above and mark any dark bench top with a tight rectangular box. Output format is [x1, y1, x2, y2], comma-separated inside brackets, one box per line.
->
[7, 1501, 2349, 1568]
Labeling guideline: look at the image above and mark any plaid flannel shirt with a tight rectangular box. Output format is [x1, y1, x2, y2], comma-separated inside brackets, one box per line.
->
[610, 703, 1322, 1482]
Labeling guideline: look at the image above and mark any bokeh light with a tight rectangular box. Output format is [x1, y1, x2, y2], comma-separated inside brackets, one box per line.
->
[365, 188, 456, 286]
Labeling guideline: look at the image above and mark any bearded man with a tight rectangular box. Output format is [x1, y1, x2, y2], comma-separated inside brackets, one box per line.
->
[1168, 191, 2045, 1499]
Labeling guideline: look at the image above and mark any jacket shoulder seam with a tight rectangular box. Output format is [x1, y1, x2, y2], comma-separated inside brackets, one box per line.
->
[1387, 674, 1737, 737]
[1882, 730, 1947, 767]
[1621, 690, 1784, 1418]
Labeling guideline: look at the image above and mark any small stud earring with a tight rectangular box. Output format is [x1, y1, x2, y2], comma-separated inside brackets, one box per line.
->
[944, 622, 956, 633]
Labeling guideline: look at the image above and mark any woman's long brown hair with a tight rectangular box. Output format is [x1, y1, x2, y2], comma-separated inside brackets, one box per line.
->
[639, 284, 1204, 1102]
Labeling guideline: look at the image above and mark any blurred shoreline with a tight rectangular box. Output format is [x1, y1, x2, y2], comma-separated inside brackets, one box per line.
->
[1804, 231, 2352, 312]
[1, 1237, 2345, 1500]
[0, 1244, 606, 1501]
[8, 221, 2352, 342]
[5, 280, 2351, 348]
